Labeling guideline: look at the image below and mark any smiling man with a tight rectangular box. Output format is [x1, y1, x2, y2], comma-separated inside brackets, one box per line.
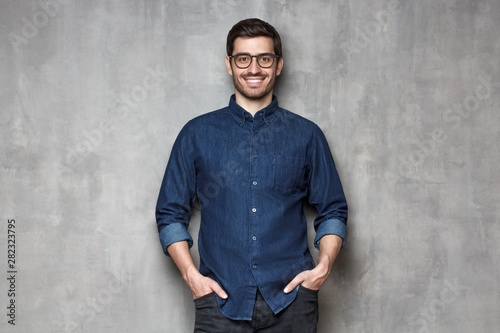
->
[156, 18, 348, 332]
[226, 36, 282, 110]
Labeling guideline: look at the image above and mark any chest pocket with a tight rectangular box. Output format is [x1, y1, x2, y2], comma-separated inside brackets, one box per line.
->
[273, 155, 307, 196]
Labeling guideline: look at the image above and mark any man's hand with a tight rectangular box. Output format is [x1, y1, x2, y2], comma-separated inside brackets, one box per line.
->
[185, 265, 228, 300]
[283, 234, 343, 294]
[167, 241, 228, 300]
[283, 262, 329, 293]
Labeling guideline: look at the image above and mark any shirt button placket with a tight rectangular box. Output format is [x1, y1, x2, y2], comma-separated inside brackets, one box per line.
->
[250, 125, 259, 275]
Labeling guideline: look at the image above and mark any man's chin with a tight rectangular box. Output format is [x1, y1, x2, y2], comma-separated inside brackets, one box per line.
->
[246, 93, 269, 101]
[237, 88, 273, 101]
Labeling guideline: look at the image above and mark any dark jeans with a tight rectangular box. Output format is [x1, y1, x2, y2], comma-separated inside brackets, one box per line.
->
[193, 287, 319, 333]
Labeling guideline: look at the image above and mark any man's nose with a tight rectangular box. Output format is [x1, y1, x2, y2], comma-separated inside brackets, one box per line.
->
[247, 58, 262, 74]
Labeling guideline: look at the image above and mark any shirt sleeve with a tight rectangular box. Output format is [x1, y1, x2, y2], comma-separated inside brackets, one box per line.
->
[307, 125, 348, 249]
[156, 122, 197, 256]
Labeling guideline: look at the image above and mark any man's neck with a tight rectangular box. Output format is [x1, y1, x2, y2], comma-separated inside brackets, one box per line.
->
[234, 92, 273, 117]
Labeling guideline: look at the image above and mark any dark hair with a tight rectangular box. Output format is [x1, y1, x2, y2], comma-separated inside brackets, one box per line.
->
[226, 18, 282, 58]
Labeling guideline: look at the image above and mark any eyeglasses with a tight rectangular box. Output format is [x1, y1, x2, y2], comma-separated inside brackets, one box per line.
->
[229, 53, 279, 69]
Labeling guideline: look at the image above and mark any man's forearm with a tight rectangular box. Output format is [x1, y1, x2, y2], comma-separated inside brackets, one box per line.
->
[316, 234, 343, 276]
[167, 240, 198, 282]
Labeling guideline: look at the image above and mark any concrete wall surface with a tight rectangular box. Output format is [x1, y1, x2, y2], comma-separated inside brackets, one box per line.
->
[1, 0, 499, 332]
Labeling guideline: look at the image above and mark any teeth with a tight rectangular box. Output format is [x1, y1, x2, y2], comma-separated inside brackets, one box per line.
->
[247, 79, 262, 83]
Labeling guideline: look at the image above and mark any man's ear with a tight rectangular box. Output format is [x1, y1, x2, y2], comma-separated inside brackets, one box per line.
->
[276, 57, 284, 76]
[276, 57, 283, 76]
[225, 56, 233, 76]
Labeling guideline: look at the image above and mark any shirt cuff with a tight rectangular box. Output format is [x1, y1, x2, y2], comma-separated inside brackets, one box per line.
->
[158, 223, 193, 256]
[314, 218, 347, 250]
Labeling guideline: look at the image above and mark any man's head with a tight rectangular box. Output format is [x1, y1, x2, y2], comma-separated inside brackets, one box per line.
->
[225, 19, 284, 108]
[226, 18, 282, 58]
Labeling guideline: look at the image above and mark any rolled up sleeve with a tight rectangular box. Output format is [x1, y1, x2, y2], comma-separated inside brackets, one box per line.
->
[314, 218, 347, 249]
[156, 122, 197, 256]
[307, 126, 348, 249]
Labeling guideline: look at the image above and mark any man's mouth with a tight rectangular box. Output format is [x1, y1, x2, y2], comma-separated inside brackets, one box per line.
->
[243, 76, 266, 86]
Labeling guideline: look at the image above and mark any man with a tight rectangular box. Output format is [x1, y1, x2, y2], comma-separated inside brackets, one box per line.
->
[156, 18, 348, 332]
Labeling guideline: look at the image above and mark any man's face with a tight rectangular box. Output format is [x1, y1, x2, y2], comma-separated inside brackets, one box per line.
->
[225, 36, 283, 102]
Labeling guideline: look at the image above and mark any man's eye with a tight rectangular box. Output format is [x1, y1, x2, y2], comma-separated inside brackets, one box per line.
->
[238, 56, 248, 62]
[260, 57, 270, 62]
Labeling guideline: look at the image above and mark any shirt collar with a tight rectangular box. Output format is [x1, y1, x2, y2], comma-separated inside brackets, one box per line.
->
[228, 94, 279, 127]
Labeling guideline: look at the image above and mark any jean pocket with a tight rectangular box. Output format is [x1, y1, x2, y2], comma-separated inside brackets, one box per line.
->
[193, 292, 215, 305]
[273, 155, 306, 195]
[299, 285, 319, 295]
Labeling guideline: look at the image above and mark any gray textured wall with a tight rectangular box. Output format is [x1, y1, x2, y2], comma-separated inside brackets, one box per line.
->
[1, 0, 499, 332]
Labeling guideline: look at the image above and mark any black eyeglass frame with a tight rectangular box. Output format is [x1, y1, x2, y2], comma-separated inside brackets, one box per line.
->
[229, 53, 280, 69]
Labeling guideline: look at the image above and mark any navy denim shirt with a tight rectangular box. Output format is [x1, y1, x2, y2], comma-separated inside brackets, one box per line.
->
[156, 95, 347, 320]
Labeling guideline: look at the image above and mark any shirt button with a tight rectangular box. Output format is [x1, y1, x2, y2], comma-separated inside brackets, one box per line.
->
[252, 208, 257, 213]
[252, 236, 257, 241]
[252, 265, 257, 269]
[252, 154, 257, 159]
[252, 181, 258, 186]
